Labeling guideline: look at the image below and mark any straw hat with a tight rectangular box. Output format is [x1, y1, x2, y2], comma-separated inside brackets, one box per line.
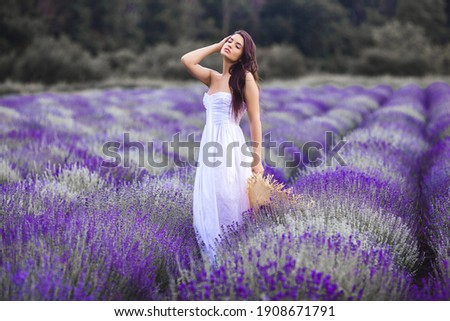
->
[246, 173, 305, 211]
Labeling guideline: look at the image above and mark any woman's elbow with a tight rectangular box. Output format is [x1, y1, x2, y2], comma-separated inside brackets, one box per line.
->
[180, 56, 194, 69]
[248, 117, 262, 127]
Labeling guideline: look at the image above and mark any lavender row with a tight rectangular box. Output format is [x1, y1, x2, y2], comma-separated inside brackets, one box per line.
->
[1, 167, 197, 300]
[177, 220, 411, 300]
[297, 84, 429, 267]
[262, 85, 391, 182]
[409, 82, 450, 299]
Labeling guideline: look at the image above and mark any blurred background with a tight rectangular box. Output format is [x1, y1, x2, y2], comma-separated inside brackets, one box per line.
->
[1, 0, 450, 89]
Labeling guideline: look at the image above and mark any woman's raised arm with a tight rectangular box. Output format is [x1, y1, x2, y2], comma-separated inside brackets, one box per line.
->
[180, 36, 230, 86]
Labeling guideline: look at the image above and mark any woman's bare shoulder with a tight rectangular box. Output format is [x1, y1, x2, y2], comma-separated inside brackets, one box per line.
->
[209, 70, 222, 79]
[208, 70, 230, 89]
[245, 71, 256, 82]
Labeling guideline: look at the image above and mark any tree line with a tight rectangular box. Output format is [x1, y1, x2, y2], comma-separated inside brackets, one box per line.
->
[1, 0, 450, 84]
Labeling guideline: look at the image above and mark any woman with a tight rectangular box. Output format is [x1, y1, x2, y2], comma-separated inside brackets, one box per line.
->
[181, 30, 264, 263]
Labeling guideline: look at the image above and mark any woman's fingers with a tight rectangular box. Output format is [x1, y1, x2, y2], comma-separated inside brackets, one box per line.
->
[215, 36, 231, 52]
[220, 35, 232, 45]
[251, 165, 264, 175]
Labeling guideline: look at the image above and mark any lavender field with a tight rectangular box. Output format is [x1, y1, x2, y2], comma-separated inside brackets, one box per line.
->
[0, 82, 449, 300]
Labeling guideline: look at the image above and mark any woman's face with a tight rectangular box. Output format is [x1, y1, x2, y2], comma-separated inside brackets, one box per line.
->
[221, 34, 244, 62]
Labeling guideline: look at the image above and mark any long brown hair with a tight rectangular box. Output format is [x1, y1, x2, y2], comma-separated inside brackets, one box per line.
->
[228, 30, 259, 122]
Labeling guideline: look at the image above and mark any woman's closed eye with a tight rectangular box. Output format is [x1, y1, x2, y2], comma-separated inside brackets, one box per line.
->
[228, 39, 240, 47]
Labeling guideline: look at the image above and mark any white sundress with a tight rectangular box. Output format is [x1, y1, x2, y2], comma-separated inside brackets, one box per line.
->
[193, 91, 253, 263]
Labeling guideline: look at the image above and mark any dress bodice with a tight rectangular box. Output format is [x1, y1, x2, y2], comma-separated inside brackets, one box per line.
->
[203, 92, 245, 125]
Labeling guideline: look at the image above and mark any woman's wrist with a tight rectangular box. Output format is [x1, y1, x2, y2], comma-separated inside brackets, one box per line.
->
[251, 152, 262, 165]
[214, 35, 231, 53]
[213, 42, 222, 53]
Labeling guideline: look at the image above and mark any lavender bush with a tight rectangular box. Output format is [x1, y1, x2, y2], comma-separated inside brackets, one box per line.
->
[408, 82, 450, 299]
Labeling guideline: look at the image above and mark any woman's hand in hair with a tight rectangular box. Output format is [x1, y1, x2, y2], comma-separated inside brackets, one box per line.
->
[216, 35, 232, 52]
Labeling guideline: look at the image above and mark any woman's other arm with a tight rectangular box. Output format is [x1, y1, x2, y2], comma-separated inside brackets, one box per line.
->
[244, 72, 264, 175]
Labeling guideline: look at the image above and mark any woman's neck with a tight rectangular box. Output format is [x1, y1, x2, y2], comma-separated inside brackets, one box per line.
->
[222, 58, 235, 75]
